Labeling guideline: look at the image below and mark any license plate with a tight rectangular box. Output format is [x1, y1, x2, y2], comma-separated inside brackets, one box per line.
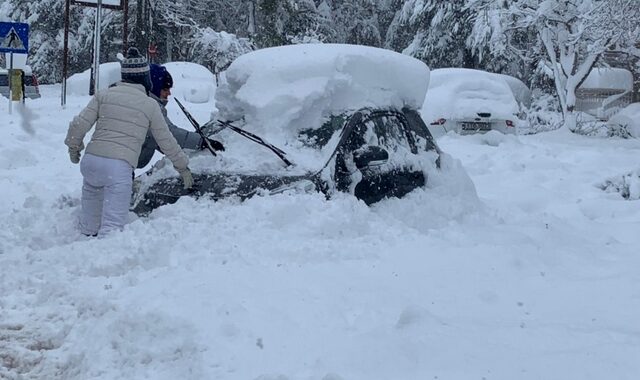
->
[461, 122, 491, 131]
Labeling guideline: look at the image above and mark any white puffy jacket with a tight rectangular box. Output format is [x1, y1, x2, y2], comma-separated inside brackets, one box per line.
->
[64, 82, 188, 171]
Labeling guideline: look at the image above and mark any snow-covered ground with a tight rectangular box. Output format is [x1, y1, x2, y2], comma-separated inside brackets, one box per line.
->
[1, 79, 640, 380]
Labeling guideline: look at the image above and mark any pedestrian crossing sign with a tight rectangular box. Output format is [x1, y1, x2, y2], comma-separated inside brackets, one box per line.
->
[0, 22, 29, 54]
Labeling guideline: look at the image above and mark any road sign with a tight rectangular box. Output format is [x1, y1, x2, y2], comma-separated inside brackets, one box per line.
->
[0, 22, 29, 54]
[74, 0, 123, 10]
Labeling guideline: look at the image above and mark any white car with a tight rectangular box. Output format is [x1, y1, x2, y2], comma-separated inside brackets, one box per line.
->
[607, 103, 640, 138]
[421, 68, 523, 137]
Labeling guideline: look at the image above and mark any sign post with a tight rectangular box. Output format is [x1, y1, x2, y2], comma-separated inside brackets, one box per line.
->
[0, 21, 29, 115]
[11, 69, 23, 101]
[62, 0, 124, 105]
[90, 0, 103, 96]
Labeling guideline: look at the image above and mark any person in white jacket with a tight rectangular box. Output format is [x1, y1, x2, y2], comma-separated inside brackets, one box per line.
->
[64, 47, 193, 237]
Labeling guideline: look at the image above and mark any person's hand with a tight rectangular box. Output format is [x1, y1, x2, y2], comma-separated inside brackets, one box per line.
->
[201, 138, 225, 152]
[178, 167, 194, 189]
[68, 148, 81, 164]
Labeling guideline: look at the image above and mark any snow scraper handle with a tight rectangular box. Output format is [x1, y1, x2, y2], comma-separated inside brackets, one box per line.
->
[174, 98, 217, 157]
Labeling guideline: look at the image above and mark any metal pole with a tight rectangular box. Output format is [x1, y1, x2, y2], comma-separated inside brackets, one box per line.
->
[8, 52, 13, 115]
[93, 0, 102, 93]
[123, 0, 128, 54]
[62, 0, 70, 107]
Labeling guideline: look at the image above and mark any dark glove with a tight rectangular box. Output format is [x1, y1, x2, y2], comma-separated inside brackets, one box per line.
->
[68, 147, 81, 164]
[201, 138, 225, 152]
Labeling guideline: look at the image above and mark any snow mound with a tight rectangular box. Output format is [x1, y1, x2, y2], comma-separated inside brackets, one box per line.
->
[607, 103, 640, 138]
[65, 61, 215, 103]
[599, 169, 640, 200]
[215, 44, 430, 135]
[66, 62, 121, 95]
[164, 62, 215, 104]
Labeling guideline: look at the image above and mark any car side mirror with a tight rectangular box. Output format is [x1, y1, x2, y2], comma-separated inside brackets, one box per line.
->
[353, 145, 389, 170]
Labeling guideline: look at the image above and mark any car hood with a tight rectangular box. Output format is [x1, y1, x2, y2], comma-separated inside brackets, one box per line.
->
[131, 170, 320, 216]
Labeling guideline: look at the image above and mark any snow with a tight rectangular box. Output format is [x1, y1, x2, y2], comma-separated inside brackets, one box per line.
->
[215, 44, 430, 136]
[66, 62, 121, 95]
[2, 56, 640, 380]
[164, 61, 216, 104]
[607, 102, 640, 137]
[65, 61, 216, 103]
[421, 68, 520, 123]
[495, 73, 532, 107]
[579, 67, 634, 91]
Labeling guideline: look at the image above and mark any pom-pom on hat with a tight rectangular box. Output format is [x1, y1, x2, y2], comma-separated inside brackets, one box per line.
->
[121, 47, 151, 92]
[150, 64, 173, 98]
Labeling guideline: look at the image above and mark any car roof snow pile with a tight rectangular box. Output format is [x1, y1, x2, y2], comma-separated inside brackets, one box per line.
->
[215, 44, 430, 138]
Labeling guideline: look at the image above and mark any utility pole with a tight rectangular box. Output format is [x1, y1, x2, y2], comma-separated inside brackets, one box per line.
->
[62, 0, 70, 107]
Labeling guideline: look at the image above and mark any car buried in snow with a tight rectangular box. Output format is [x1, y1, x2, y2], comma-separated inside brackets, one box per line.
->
[130, 44, 445, 215]
[421, 68, 524, 137]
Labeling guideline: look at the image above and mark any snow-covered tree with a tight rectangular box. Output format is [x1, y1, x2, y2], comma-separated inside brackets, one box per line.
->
[189, 27, 254, 78]
[382, 0, 415, 52]
[332, 0, 382, 46]
[0, 0, 126, 83]
[399, 1, 477, 68]
[468, 0, 640, 130]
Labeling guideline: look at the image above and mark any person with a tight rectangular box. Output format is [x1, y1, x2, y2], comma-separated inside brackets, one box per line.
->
[64, 47, 193, 237]
[136, 63, 225, 169]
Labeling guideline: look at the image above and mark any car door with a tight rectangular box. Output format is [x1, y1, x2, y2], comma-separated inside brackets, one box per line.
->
[335, 110, 425, 204]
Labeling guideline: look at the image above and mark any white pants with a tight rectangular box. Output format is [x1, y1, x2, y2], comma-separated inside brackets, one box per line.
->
[79, 153, 133, 236]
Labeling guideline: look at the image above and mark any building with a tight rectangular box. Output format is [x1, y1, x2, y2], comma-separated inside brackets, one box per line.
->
[575, 67, 634, 120]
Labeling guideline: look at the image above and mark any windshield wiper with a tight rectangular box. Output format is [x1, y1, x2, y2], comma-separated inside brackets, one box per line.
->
[174, 98, 217, 157]
[214, 120, 293, 167]
[174, 99, 293, 167]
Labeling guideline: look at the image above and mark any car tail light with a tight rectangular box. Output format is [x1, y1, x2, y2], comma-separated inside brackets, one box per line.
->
[430, 118, 446, 125]
[505, 120, 514, 127]
[32, 73, 39, 87]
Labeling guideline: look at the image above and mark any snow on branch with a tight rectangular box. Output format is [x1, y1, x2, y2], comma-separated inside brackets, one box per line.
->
[189, 28, 254, 75]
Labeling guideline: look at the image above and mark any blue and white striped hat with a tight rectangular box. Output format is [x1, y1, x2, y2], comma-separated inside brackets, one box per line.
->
[121, 47, 151, 91]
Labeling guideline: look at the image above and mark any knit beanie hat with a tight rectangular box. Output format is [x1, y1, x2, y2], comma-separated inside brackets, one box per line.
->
[121, 47, 151, 92]
[150, 64, 173, 98]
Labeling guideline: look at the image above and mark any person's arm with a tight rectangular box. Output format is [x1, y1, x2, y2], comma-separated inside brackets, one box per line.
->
[65, 95, 99, 151]
[165, 117, 203, 150]
[155, 101, 202, 150]
[148, 103, 189, 171]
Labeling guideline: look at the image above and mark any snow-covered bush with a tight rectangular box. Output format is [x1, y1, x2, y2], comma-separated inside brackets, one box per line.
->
[521, 91, 563, 135]
[571, 112, 634, 138]
[599, 169, 640, 200]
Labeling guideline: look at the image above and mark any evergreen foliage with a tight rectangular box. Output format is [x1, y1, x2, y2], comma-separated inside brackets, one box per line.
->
[0, 0, 637, 116]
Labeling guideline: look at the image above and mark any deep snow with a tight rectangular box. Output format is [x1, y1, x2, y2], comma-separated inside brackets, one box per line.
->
[1, 73, 640, 379]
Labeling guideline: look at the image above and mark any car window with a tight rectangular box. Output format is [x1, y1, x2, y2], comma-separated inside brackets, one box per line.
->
[298, 114, 347, 149]
[358, 113, 417, 154]
[402, 108, 439, 153]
